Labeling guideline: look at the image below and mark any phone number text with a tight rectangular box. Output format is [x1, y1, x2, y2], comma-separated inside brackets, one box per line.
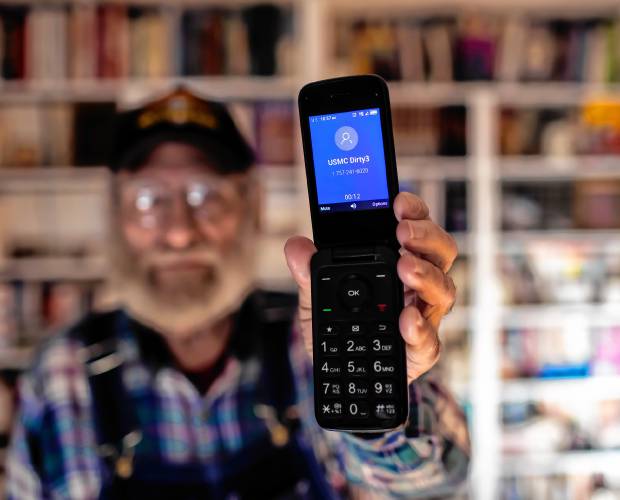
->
[331, 167, 369, 176]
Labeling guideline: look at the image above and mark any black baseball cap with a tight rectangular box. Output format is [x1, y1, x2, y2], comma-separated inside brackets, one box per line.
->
[110, 86, 255, 173]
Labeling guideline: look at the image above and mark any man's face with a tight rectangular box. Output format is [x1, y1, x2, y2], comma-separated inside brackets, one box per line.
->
[112, 142, 257, 336]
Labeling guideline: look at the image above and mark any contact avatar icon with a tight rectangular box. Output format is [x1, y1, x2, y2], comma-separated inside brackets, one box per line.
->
[335, 126, 358, 151]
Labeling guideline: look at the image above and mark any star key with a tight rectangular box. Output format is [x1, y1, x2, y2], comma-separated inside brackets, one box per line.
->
[320, 323, 339, 335]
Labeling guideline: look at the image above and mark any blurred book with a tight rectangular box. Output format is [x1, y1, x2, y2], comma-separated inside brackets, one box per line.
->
[253, 101, 294, 165]
[496, 16, 527, 82]
[72, 101, 117, 166]
[0, 100, 295, 168]
[445, 181, 468, 232]
[0, 6, 27, 79]
[69, 3, 97, 79]
[181, 9, 225, 76]
[574, 180, 620, 229]
[391, 105, 467, 156]
[242, 4, 284, 76]
[396, 21, 425, 81]
[1, 280, 100, 345]
[500, 105, 620, 156]
[335, 14, 620, 83]
[423, 20, 454, 82]
[224, 11, 250, 75]
[41, 104, 73, 166]
[502, 181, 573, 230]
[455, 14, 496, 81]
[1, 4, 290, 81]
[25, 6, 69, 81]
[392, 107, 439, 156]
[99, 4, 129, 78]
[0, 105, 43, 167]
[130, 7, 173, 78]
[502, 180, 620, 231]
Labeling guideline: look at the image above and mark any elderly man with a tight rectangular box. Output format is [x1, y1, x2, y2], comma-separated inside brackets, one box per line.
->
[6, 87, 469, 499]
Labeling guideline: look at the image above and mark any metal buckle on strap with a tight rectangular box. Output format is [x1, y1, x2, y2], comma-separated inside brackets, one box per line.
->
[79, 340, 123, 376]
[98, 430, 143, 479]
[254, 404, 300, 447]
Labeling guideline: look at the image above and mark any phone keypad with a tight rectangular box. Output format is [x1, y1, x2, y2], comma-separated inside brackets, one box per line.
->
[314, 264, 405, 430]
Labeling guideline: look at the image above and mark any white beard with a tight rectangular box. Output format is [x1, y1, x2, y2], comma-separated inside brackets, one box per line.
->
[106, 227, 257, 340]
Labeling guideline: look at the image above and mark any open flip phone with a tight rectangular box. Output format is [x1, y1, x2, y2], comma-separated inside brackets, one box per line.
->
[298, 75, 408, 432]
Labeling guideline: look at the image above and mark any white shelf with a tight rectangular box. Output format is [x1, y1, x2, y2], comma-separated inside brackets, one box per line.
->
[500, 156, 620, 181]
[448, 231, 470, 255]
[502, 376, 620, 403]
[260, 165, 299, 189]
[0, 76, 299, 103]
[502, 228, 620, 248]
[266, 157, 469, 183]
[6, 79, 620, 106]
[328, 0, 620, 14]
[0, 256, 107, 282]
[502, 303, 620, 328]
[0, 167, 110, 194]
[441, 305, 471, 330]
[502, 450, 620, 477]
[0, 347, 34, 371]
[400, 155, 620, 181]
[387, 82, 620, 106]
[398, 157, 468, 181]
[0, 165, 298, 197]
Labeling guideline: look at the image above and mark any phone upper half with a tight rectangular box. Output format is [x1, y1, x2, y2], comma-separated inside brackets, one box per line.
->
[298, 75, 400, 249]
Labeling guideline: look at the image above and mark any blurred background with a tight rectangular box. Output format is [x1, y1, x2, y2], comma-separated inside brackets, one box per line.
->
[1, 0, 620, 498]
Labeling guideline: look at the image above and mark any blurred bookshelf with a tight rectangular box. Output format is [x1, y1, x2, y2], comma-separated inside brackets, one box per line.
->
[1, 0, 620, 499]
[321, 1, 620, 500]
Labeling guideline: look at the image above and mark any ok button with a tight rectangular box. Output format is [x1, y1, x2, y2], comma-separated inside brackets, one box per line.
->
[339, 277, 369, 310]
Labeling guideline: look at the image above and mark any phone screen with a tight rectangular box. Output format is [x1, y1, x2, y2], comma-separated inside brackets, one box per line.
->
[309, 107, 389, 214]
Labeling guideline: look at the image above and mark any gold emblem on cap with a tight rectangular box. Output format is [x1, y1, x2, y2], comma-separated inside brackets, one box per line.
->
[137, 88, 218, 130]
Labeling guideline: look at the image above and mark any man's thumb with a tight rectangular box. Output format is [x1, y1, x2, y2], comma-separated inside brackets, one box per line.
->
[284, 236, 316, 290]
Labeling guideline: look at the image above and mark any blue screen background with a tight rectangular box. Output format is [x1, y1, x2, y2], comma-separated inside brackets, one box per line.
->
[309, 108, 388, 213]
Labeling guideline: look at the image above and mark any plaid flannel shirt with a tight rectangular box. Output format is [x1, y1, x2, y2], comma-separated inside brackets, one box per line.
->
[6, 303, 470, 499]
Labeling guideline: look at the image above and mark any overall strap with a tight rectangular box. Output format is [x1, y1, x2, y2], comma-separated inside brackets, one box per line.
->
[69, 311, 142, 481]
[252, 291, 300, 445]
[250, 291, 338, 500]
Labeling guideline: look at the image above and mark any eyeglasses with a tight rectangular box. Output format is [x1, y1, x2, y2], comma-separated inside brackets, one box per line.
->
[118, 174, 249, 230]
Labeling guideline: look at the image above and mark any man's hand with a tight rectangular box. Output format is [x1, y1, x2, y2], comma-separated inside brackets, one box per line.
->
[284, 192, 458, 384]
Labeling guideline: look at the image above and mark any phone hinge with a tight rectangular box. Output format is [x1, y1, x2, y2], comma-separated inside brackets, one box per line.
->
[331, 245, 378, 263]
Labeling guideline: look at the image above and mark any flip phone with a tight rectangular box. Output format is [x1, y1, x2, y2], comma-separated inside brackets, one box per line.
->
[298, 75, 408, 432]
